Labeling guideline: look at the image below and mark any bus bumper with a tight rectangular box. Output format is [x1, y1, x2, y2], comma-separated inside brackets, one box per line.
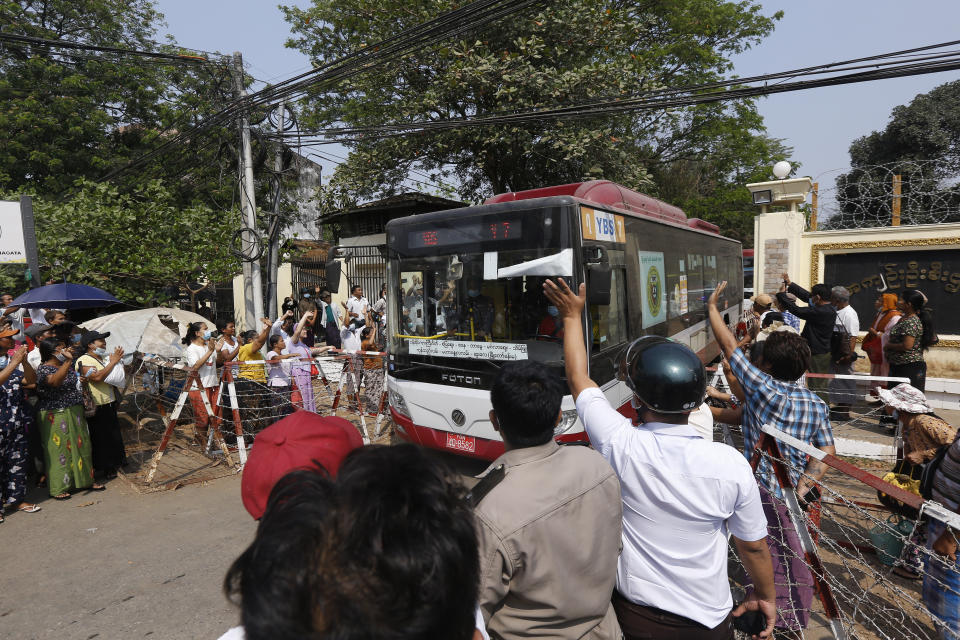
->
[389, 407, 589, 461]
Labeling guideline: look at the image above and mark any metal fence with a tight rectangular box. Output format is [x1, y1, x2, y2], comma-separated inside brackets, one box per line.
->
[340, 245, 386, 298]
[291, 259, 327, 296]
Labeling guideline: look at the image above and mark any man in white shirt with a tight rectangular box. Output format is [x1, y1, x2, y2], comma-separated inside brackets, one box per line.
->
[544, 278, 776, 640]
[345, 285, 369, 322]
[829, 286, 860, 420]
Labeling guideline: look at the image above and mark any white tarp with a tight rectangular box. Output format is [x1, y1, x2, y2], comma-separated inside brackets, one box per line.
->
[80, 307, 210, 358]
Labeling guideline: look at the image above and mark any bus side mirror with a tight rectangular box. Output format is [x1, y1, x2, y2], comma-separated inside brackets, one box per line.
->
[583, 244, 611, 306]
[325, 259, 342, 294]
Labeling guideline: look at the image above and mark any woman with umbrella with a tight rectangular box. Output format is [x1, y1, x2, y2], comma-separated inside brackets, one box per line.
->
[76, 331, 126, 480]
[36, 337, 104, 499]
[0, 332, 41, 521]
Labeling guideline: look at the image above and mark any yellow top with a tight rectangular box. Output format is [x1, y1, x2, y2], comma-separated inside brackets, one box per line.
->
[236, 343, 266, 383]
[77, 354, 116, 405]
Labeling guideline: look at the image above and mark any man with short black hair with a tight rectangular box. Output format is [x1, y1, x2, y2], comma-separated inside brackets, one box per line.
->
[223, 444, 483, 640]
[776, 274, 837, 402]
[475, 361, 622, 639]
[545, 278, 776, 640]
[709, 281, 835, 637]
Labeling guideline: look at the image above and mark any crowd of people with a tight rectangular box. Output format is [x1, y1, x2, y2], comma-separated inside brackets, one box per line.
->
[179, 283, 389, 440]
[3, 275, 957, 639]
[0, 304, 126, 522]
[212, 277, 958, 640]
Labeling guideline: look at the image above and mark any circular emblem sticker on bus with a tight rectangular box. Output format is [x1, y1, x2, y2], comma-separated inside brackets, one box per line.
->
[451, 409, 466, 427]
[646, 266, 662, 317]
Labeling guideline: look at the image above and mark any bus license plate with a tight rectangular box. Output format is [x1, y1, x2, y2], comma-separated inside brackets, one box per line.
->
[445, 433, 476, 453]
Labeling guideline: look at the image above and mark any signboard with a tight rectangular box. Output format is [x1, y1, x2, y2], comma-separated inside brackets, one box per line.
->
[408, 339, 528, 361]
[638, 250, 666, 329]
[823, 248, 960, 335]
[0, 201, 27, 264]
[580, 206, 625, 243]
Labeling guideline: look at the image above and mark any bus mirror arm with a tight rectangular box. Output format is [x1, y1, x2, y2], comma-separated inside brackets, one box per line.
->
[583, 243, 611, 306]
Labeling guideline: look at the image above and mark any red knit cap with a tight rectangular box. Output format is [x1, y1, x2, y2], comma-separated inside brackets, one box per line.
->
[240, 411, 363, 520]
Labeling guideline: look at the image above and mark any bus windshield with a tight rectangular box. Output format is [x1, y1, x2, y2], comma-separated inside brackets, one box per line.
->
[387, 207, 572, 364]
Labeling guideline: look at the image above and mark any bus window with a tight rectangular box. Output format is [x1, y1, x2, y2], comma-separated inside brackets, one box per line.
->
[590, 268, 628, 350]
[400, 271, 426, 336]
[703, 255, 718, 294]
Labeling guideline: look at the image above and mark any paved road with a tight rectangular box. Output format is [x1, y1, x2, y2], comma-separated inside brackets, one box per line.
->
[0, 443, 490, 640]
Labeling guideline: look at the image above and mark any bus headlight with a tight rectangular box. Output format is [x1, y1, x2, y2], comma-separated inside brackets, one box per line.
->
[554, 409, 579, 436]
[388, 387, 411, 419]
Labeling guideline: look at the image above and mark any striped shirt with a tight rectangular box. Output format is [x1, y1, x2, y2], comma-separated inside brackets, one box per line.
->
[729, 348, 834, 494]
[932, 437, 960, 512]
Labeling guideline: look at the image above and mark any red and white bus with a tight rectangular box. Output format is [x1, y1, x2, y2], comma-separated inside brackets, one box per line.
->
[384, 180, 743, 460]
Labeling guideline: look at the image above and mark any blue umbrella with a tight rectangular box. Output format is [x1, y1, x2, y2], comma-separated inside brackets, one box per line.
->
[11, 282, 121, 309]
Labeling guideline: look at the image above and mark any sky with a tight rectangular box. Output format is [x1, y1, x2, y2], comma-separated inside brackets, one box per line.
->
[155, 0, 960, 202]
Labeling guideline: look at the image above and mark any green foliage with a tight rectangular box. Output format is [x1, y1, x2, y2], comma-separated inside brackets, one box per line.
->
[0, 0, 237, 206]
[282, 0, 783, 212]
[26, 180, 241, 305]
[830, 80, 960, 229]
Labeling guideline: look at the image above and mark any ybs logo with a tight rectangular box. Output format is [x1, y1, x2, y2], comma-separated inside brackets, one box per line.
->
[594, 211, 618, 242]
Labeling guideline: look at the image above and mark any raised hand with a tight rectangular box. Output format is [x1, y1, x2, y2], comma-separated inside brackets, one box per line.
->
[543, 279, 586, 320]
[708, 281, 727, 307]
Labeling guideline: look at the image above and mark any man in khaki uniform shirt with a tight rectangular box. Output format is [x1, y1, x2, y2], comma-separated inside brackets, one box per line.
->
[474, 361, 622, 639]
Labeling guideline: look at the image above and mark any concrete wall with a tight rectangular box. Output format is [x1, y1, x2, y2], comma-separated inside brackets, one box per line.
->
[231, 262, 296, 331]
[754, 213, 960, 378]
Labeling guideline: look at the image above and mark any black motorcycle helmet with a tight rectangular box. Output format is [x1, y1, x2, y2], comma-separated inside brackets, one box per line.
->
[617, 336, 706, 413]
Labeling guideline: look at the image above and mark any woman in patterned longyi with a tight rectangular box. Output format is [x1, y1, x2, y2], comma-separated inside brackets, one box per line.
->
[35, 337, 105, 500]
[0, 332, 40, 522]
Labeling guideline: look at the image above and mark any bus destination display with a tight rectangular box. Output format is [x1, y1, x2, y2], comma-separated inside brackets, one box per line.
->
[408, 219, 522, 248]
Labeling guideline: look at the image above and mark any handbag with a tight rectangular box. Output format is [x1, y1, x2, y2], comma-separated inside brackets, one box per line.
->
[81, 381, 97, 417]
[831, 315, 854, 364]
[861, 333, 883, 364]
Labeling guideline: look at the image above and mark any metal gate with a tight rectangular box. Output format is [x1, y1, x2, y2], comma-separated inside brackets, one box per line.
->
[340, 245, 386, 299]
[291, 260, 327, 296]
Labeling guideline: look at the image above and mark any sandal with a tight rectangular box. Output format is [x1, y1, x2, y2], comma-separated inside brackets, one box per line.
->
[17, 503, 41, 513]
[893, 565, 921, 581]
[52, 492, 71, 500]
[0, 513, 4, 524]
[89, 484, 106, 492]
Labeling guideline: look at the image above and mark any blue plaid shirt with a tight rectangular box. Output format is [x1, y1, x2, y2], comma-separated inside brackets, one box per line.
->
[729, 348, 834, 494]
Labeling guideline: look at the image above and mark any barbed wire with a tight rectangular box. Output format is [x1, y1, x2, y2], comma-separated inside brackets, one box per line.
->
[817, 160, 960, 230]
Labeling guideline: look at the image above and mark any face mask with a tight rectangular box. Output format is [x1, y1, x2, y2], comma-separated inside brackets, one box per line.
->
[303, 293, 311, 299]
[55, 352, 67, 363]
[546, 305, 559, 317]
[71, 334, 82, 344]
[202, 330, 213, 340]
[467, 289, 479, 298]
[94, 347, 108, 357]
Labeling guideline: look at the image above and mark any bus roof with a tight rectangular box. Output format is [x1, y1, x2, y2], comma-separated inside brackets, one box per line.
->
[485, 180, 689, 225]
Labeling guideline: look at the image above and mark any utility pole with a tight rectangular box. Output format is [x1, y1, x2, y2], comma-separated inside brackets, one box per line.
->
[232, 51, 265, 329]
[266, 100, 285, 320]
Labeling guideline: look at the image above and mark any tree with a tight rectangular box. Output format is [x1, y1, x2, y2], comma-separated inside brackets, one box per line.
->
[26, 180, 241, 306]
[282, 0, 783, 210]
[828, 80, 960, 229]
[0, 0, 237, 207]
